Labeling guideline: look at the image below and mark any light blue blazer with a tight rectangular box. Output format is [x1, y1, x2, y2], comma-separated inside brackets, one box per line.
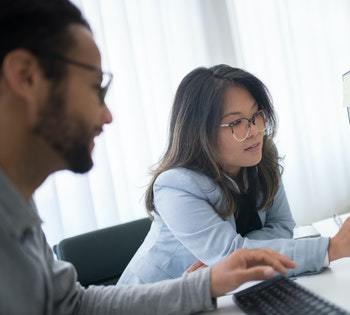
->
[117, 167, 329, 285]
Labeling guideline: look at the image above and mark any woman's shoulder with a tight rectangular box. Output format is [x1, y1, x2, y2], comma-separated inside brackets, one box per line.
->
[154, 167, 217, 193]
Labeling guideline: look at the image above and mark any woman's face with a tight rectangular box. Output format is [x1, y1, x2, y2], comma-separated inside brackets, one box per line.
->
[216, 85, 265, 176]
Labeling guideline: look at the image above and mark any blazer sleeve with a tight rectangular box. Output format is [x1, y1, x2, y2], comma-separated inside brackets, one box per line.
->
[153, 168, 329, 276]
[246, 183, 296, 240]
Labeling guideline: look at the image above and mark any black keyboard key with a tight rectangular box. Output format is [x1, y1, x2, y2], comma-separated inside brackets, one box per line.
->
[233, 275, 349, 315]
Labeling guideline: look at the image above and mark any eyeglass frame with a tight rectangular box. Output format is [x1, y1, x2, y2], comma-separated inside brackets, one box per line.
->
[44, 53, 113, 105]
[219, 109, 268, 142]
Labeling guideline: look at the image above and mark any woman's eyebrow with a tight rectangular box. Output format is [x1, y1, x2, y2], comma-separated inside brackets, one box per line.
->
[222, 102, 257, 118]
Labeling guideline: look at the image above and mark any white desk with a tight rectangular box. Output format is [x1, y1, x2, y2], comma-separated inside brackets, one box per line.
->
[202, 258, 350, 314]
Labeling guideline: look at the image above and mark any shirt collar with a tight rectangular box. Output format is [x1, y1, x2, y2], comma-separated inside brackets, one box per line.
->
[223, 168, 249, 194]
[0, 167, 42, 240]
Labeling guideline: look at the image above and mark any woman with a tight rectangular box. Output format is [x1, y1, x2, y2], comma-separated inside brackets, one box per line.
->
[116, 65, 333, 285]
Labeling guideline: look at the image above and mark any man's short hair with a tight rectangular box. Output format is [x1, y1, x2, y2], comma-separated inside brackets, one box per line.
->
[0, 0, 90, 80]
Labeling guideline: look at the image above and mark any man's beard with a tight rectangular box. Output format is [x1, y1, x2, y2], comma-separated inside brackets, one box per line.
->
[32, 84, 94, 174]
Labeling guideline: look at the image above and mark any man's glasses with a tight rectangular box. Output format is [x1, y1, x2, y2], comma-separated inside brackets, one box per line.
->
[50, 54, 113, 104]
[220, 110, 268, 142]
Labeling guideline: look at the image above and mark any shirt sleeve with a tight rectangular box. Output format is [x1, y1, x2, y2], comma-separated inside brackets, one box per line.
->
[153, 168, 329, 276]
[78, 268, 215, 315]
[245, 183, 296, 240]
[43, 231, 215, 315]
[323, 246, 330, 267]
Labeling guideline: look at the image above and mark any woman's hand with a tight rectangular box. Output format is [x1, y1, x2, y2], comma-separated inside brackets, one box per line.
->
[328, 217, 350, 261]
[185, 261, 207, 273]
[210, 248, 296, 297]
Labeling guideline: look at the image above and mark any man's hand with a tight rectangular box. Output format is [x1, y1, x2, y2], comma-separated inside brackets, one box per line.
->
[328, 217, 350, 261]
[210, 248, 296, 297]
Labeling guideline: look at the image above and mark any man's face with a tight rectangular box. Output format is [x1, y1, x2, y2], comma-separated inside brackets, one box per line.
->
[33, 25, 112, 173]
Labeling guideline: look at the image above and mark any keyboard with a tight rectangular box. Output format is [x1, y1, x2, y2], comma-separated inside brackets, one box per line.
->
[233, 275, 349, 315]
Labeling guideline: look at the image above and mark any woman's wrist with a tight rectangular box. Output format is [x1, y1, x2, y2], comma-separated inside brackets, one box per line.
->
[328, 237, 339, 262]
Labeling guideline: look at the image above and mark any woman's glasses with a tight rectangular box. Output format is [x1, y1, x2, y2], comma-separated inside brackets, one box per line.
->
[220, 110, 268, 142]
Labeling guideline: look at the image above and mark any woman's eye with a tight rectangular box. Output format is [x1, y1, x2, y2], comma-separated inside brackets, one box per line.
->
[229, 120, 241, 127]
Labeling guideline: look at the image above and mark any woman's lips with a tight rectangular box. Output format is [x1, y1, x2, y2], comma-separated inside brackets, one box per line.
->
[244, 142, 260, 152]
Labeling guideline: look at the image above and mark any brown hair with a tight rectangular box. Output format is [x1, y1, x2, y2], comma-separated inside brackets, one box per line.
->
[146, 65, 281, 217]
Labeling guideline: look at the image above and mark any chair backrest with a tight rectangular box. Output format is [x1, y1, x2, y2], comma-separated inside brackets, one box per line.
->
[54, 217, 152, 287]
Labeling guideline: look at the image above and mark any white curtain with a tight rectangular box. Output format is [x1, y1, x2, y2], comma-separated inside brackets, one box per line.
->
[35, 0, 350, 246]
[226, 0, 350, 225]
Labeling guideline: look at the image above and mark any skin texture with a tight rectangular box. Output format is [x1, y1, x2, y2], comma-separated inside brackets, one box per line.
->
[186, 249, 296, 297]
[328, 217, 350, 262]
[32, 25, 112, 173]
[0, 23, 297, 298]
[210, 248, 296, 297]
[216, 86, 264, 176]
[188, 86, 350, 290]
[0, 24, 112, 200]
[214, 85, 350, 266]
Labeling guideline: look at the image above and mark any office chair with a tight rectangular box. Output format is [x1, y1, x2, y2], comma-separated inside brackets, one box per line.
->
[54, 217, 152, 287]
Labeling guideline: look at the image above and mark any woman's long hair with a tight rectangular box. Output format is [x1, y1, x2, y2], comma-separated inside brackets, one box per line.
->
[146, 64, 281, 217]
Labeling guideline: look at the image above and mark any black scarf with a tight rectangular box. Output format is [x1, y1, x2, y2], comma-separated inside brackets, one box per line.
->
[230, 168, 262, 236]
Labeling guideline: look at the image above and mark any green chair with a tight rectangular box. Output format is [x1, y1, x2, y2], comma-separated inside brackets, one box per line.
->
[54, 217, 151, 287]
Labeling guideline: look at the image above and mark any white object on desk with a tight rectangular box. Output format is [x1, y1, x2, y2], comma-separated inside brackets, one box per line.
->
[343, 70, 350, 108]
[293, 225, 321, 239]
[293, 212, 350, 239]
[344, 70, 350, 123]
[312, 212, 350, 238]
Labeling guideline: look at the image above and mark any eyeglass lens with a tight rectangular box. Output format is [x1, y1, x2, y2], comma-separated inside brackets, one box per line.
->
[99, 72, 113, 103]
[231, 111, 266, 141]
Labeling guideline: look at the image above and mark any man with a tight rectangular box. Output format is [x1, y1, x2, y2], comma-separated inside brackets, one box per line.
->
[0, 1, 295, 314]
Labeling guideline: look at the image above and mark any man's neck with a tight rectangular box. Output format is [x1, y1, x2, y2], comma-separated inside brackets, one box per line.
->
[0, 160, 49, 201]
[0, 128, 63, 201]
[0, 87, 66, 200]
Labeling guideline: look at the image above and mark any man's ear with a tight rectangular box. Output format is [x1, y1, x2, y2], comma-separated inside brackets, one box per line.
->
[1, 49, 49, 116]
